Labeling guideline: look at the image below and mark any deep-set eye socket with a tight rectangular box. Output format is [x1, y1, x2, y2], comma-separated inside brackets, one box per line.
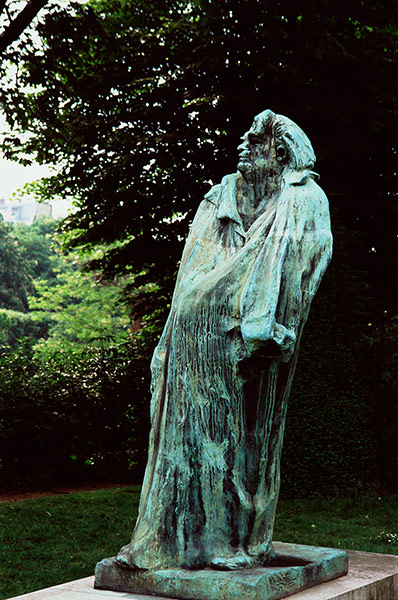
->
[276, 144, 287, 162]
[248, 133, 264, 146]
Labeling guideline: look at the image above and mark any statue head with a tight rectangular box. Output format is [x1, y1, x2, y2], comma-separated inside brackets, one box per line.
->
[237, 109, 316, 183]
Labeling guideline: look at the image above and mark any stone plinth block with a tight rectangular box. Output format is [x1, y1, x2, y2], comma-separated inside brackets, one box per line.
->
[94, 541, 348, 600]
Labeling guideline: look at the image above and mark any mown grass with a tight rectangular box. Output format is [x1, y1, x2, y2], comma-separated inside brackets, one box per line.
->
[1, 488, 398, 599]
[0, 486, 141, 600]
[274, 494, 398, 554]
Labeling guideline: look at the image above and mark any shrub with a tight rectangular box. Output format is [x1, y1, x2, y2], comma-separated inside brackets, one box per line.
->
[0, 308, 50, 350]
[0, 340, 150, 489]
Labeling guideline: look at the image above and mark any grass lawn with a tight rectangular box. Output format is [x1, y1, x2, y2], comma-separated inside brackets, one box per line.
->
[1, 487, 398, 600]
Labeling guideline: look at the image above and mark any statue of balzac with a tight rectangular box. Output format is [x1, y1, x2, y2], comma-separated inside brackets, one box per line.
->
[116, 109, 332, 571]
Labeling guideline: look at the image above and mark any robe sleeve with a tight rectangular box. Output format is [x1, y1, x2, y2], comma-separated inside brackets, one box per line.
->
[239, 176, 332, 363]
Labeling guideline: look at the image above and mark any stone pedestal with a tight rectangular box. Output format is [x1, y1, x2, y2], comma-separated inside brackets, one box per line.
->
[94, 542, 348, 600]
[5, 548, 398, 600]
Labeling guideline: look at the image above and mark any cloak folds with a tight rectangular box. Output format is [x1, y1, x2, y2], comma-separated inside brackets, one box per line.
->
[117, 169, 332, 570]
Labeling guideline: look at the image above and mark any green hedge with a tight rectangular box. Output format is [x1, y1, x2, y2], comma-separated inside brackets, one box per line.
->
[1, 273, 395, 496]
[281, 260, 378, 497]
[0, 309, 50, 350]
[0, 341, 150, 489]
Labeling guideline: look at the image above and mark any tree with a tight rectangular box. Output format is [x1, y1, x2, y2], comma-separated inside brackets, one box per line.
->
[0, 307, 49, 349]
[0, 0, 49, 55]
[0, 0, 396, 320]
[0, 217, 33, 310]
[29, 251, 133, 351]
[13, 215, 60, 282]
[0, 217, 57, 349]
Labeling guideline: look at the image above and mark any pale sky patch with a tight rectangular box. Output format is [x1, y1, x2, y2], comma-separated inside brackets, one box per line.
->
[0, 115, 72, 219]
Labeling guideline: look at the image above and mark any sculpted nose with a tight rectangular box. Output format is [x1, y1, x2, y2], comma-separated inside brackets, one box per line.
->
[237, 140, 248, 152]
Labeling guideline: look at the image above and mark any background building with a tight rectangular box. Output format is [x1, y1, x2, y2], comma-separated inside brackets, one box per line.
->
[0, 197, 52, 225]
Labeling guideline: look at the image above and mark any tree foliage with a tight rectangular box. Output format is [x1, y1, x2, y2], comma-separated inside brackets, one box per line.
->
[0, 307, 49, 349]
[1, 0, 396, 318]
[29, 251, 133, 351]
[0, 215, 133, 352]
[0, 217, 150, 490]
[0, 217, 34, 311]
[0, 217, 57, 348]
[13, 216, 60, 281]
[0, 0, 50, 55]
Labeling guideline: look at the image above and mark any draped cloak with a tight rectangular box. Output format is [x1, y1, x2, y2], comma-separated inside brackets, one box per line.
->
[120, 168, 332, 570]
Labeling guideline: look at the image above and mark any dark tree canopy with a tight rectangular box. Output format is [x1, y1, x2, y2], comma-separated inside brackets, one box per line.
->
[0, 0, 49, 54]
[0, 0, 397, 320]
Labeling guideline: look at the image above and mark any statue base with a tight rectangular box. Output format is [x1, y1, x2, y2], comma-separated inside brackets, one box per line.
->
[94, 541, 348, 600]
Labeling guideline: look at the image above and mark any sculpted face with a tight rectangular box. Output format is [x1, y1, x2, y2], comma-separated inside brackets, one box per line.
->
[237, 117, 288, 186]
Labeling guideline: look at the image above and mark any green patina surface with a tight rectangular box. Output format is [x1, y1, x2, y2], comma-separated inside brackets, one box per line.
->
[95, 542, 348, 600]
[96, 110, 335, 597]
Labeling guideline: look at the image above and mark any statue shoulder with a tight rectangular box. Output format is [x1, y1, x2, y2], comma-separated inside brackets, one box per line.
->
[204, 182, 222, 206]
[281, 169, 331, 239]
[204, 173, 239, 207]
[286, 170, 329, 206]
[286, 169, 320, 187]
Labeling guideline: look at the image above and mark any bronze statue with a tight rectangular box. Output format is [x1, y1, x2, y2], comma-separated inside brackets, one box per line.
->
[115, 109, 333, 571]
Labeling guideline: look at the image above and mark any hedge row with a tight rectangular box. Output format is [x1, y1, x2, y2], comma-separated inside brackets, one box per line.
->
[0, 341, 150, 489]
[0, 292, 395, 496]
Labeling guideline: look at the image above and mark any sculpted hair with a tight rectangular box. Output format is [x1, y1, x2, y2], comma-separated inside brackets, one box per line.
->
[252, 109, 316, 171]
[274, 115, 316, 171]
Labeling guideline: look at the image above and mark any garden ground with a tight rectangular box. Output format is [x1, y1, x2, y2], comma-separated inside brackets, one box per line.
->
[2, 486, 398, 600]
